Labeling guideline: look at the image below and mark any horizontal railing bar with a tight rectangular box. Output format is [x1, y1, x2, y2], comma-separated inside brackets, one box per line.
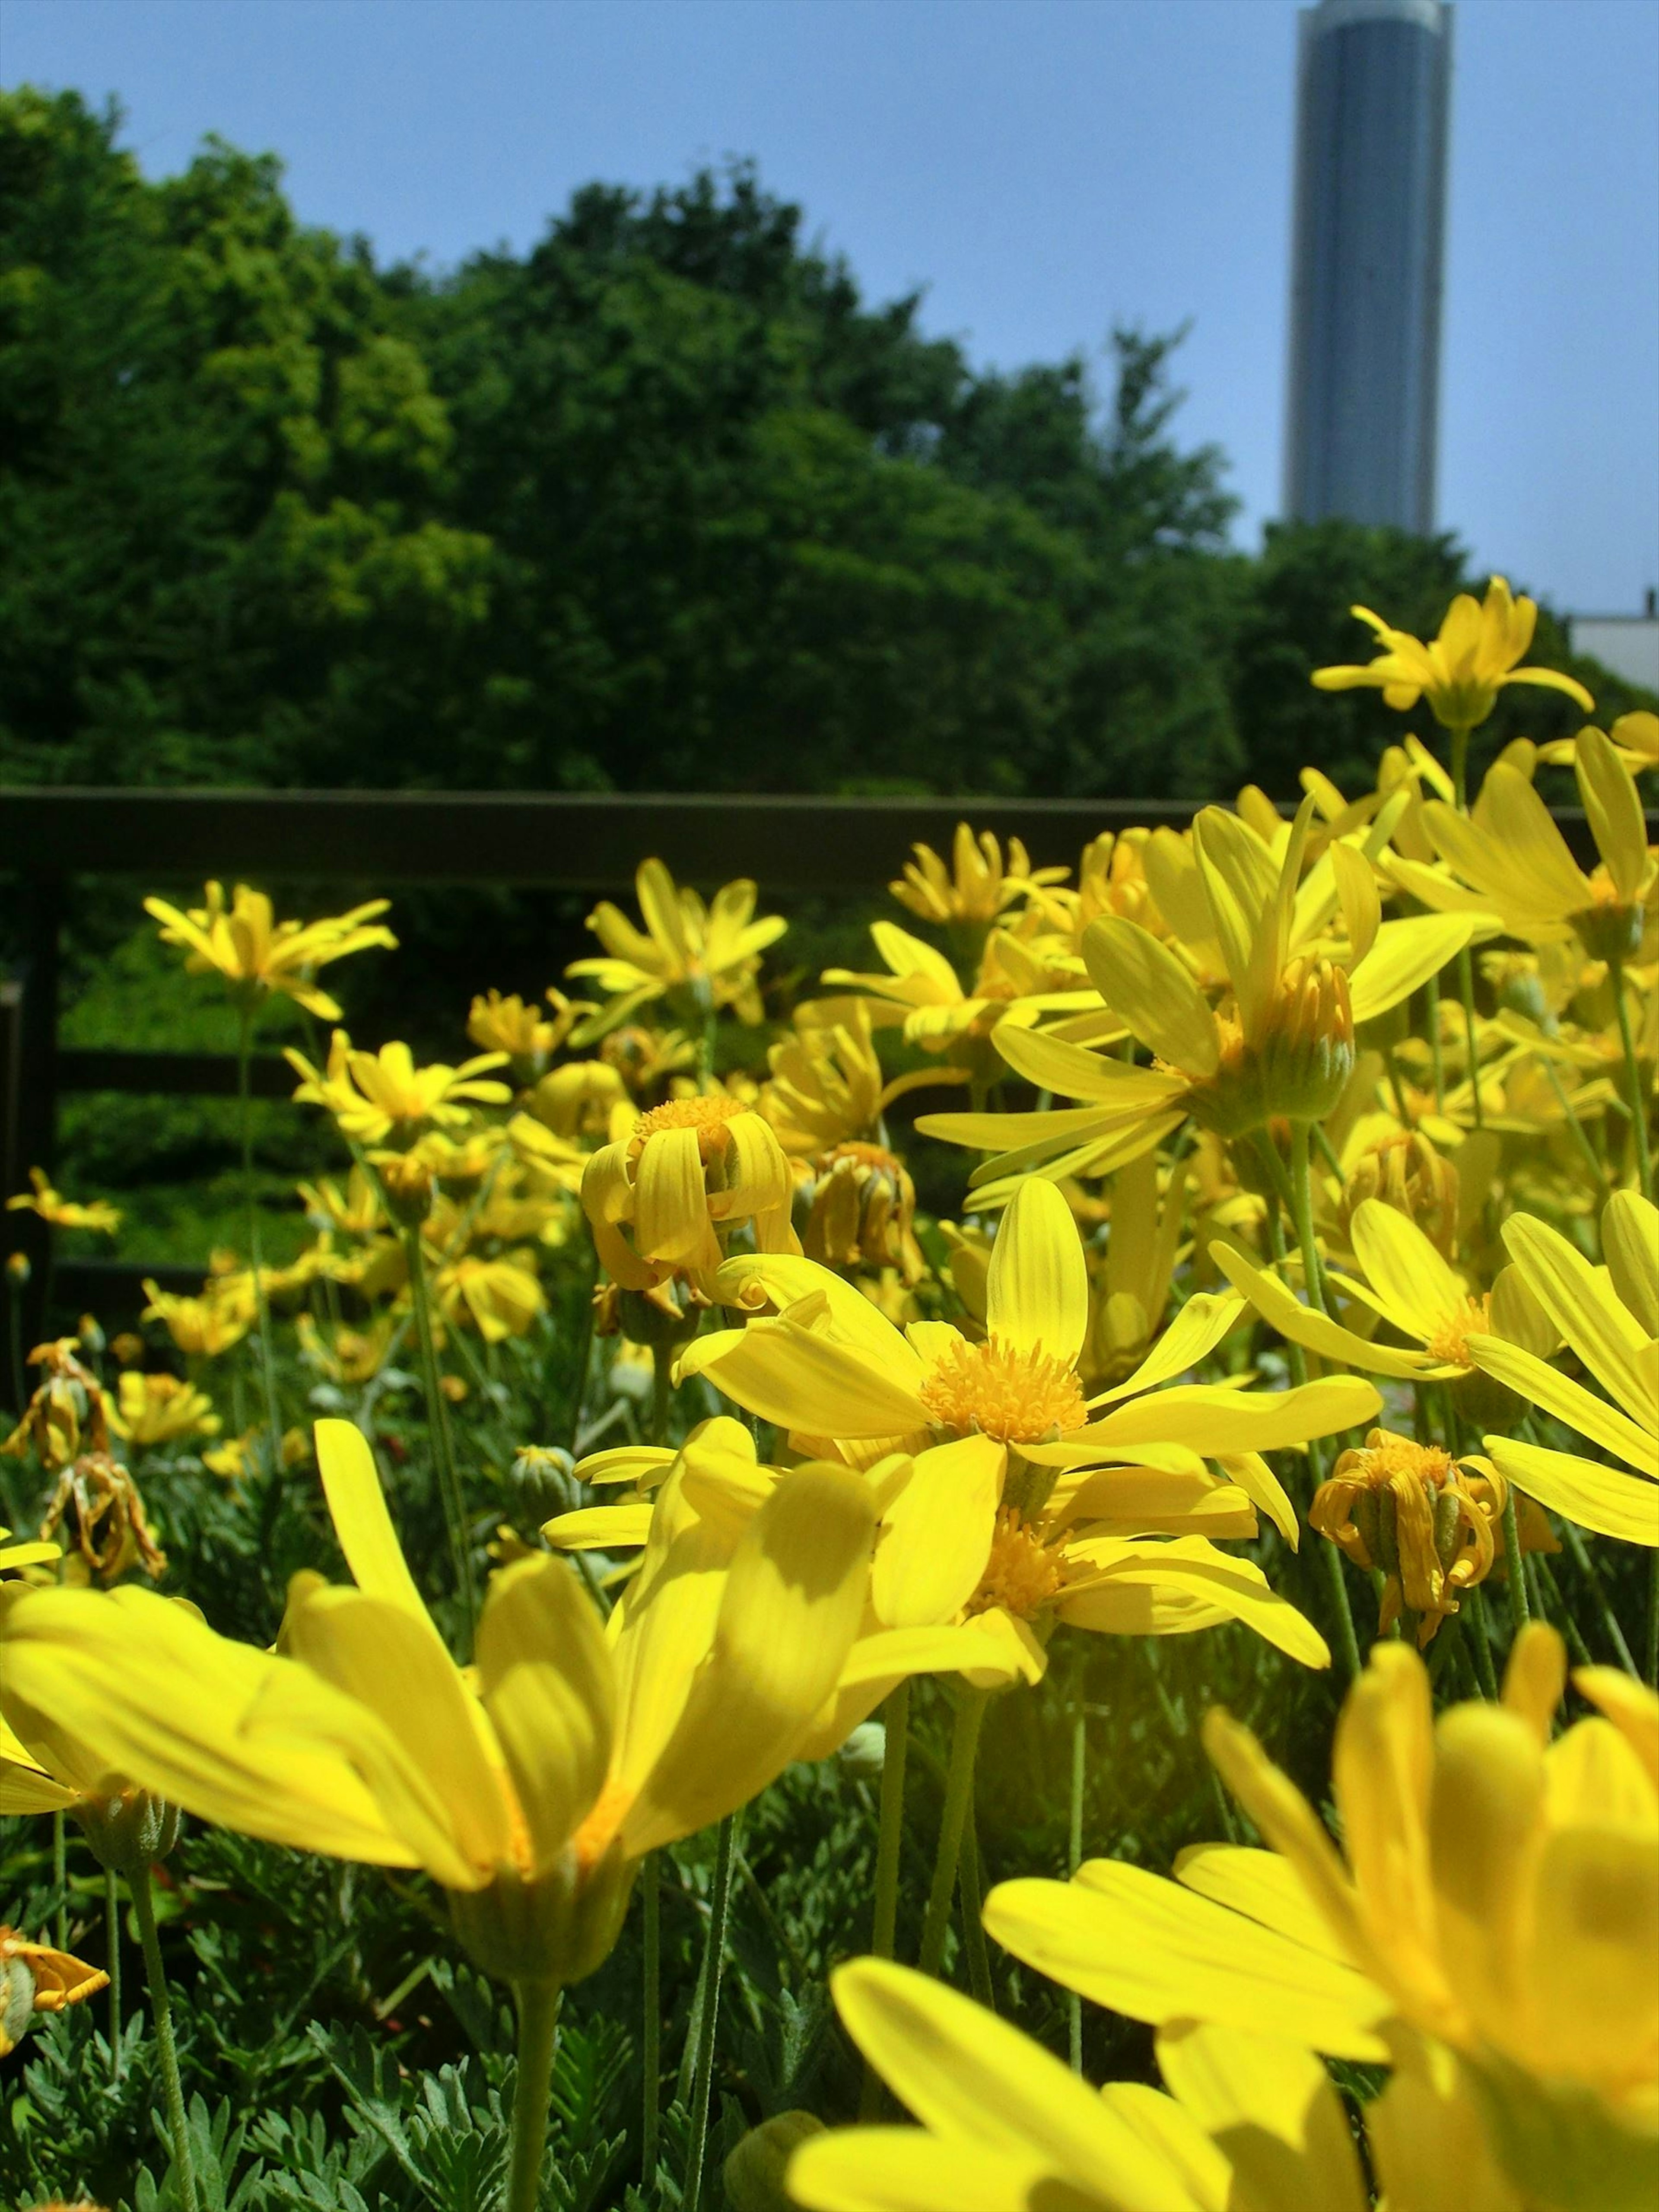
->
[54, 1259, 200, 1310]
[0, 786, 1640, 887]
[58, 1048, 295, 1098]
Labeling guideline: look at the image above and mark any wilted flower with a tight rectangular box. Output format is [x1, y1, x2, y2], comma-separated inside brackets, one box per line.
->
[1311, 1426, 1507, 1645]
[40, 1452, 166, 1582]
[1, 1340, 113, 1470]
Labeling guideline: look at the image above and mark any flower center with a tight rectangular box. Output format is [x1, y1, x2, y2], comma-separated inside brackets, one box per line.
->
[918, 1333, 1087, 1444]
[1425, 1295, 1491, 1368]
[632, 1094, 746, 1162]
[966, 1509, 1066, 1619]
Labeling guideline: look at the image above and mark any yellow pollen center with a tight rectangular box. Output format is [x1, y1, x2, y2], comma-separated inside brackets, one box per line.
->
[1425, 1296, 1491, 1368]
[632, 1093, 746, 1162]
[966, 1509, 1066, 1619]
[918, 1333, 1087, 1444]
[1345, 1434, 1458, 1492]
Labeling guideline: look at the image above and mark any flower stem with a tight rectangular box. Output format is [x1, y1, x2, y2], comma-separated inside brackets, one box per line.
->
[404, 1226, 477, 1650]
[1287, 1122, 1326, 1313]
[1608, 955, 1654, 1202]
[1500, 1490, 1530, 1636]
[958, 1812, 995, 2011]
[133, 1858, 199, 2212]
[1462, 1587, 1501, 1700]
[683, 1811, 739, 2212]
[858, 1680, 911, 2119]
[650, 1348, 673, 1449]
[1538, 1054, 1610, 1198]
[1454, 944, 1485, 1130]
[506, 1978, 562, 2212]
[1067, 1703, 1086, 2073]
[917, 1687, 988, 1980]
[1559, 1517, 1640, 1678]
[106, 1865, 123, 2079]
[641, 1851, 661, 2189]
[52, 1810, 67, 1951]
[1424, 974, 1446, 1113]
[236, 1008, 283, 1478]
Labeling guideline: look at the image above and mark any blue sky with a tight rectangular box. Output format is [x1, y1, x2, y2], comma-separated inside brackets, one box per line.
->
[7, 0, 1657, 613]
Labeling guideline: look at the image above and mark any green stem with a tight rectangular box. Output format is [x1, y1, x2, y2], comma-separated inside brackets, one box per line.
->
[959, 1812, 995, 2012]
[106, 1864, 123, 2079]
[133, 1859, 199, 2212]
[1449, 725, 1471, 815]
[641, 1853, 661, 2188]
[1462, 1587, 1501, 1700]
[404, 1226, 477, 1649]
[1499, 1491, 1530, 1636]
[236, 1008, 283, 1477]
[1454, 943, 1485, 1129]
[1529, 1554, 1592, 1668]
[506, 1978, 562, 2212]
[1538, 1054, 1611, 1199]
[1272, 1141, 1362, 1683]
[650, 1349, 673, 1449]
[1608, 955, 1654, 1202]
[917, 1688, 989, 1980]
[1383, 1045, 1415, 1129]
[683, 1812, 739, 2212]
[1068, 1703, 1085, 2073]
[1559, 1518, 1640, 1678]
[1424, 974, 1446, 1114]
[859, 1680, 911, 2119]
[52, 1810, 67, 1952]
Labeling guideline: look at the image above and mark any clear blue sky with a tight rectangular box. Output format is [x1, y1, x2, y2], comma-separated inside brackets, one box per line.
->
[6, 0, 1657, 614]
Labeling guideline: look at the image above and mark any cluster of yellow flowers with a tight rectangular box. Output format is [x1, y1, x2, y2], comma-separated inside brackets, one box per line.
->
[0, 578, 1653, 2212]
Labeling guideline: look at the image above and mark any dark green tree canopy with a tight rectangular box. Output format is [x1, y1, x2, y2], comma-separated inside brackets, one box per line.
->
[2, 93, 1649, 800]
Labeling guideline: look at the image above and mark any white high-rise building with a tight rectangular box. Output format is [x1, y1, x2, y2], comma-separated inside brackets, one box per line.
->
[1284, 0, 1453, 534]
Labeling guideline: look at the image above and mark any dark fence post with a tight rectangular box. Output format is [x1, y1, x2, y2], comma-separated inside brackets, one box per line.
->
[6, 871, 64, 1357]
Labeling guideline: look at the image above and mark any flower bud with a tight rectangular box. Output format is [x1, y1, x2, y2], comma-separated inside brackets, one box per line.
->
[510, 1444, 578, 1522]
[1258, 955, 1355, 1125]
[1341, 1131, 1459, 1258]
[377, 1153, 434, 1228]
[724, 2112, 827, 2212]
[835, 1721, 887, 1782]
[75, 1787, 180, 1875]
[6, 1251, 31, 1287]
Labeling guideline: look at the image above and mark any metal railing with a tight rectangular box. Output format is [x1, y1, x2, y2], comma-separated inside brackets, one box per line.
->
[0, 783, 1639, 1326]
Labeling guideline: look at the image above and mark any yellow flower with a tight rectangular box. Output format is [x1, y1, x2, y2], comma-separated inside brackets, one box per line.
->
[823, 920, 1077, 1081]
[1539, 709, 1659, 776]
[108, 1370, 221, 1448]
[1211, 1195, 1549, 1384]
[922, 798, 1471, 1185]
[581, 1093, 798, 1292]
[791, 1959, 1512, 2212]
[0, 1420, 875, 1989]
[567, 858, 785, 1037]
[286, 1031, 512, 1147]
[983, 1626, 1658, 2202]
[760, 1003, 886, 1154]
[681, 1178, 1371, 1674]
[0, 1525, 59, 1579]
[888, 823, 1064, 928]
[0, 1927, 109, 2057]
[798, 1142, 925, 1285]
[430, 1251, 546, 1344]
[527, 1058, 630, 1140]
[466, 987, 588, 1080]
[1312, 576, 1595, 731]
[296, 1164, 384, 1238]
[1310, 1426, 1507, 1646]
[5, 1169, 121, 1236]
[144, 881, 394, 1019]
[141, 1278, 253, 1359]
[1468, 1190, 1659, 1545]
[1391, 725, 1657, 960]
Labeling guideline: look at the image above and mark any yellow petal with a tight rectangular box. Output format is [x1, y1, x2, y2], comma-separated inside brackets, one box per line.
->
[1171, 1843, 1351, 1967]
[634, 1124, 719, 1271]
[1348, 913, 1479, 1024]
[543, 1503, 655, 1550]
[994, 1020, 1175, 1104]
[1092, 1292, 1247, 1406]
[984, 1865, 1391, 2061]
[1086, 1377, 1380, 1457]
[1574, 723, 1648, 903]
[1500, 1210, 1653, 1417]
[986, 1178, 1089, 1366]
[622, 1462, 875, 1854]
[1469, 1337, 1653, 1471]
[476, 1555, 613, 1871]
[828, 1958, 1200, 2209]
[313, 1418, 431, 1623]
[1572, 1666, 1659, 1793]
[873, 1437, 1004, 1630]
[1329, 841, 1380, 966]
[683, 1313, 926, 1439]
[1213, 1452, 1300, 1546]
[1350, 1200, 1469, 1343]
[1482, 1436, 1659, 1546]
[1427, 1703, 1547, 2044]
[1154, 2021, 1367, 2212]
[1501, 1622, 1567, 1745]
[1057, 1541, 1330, 1667]
[1081, 918, 1220, 1077]
[1602, 1191, 1659, 1337]
[1211, 1241, 1443, 1380]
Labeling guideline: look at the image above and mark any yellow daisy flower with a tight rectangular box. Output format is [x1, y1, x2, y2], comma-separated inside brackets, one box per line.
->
[1311, 576, 1594, 732]
[141, 1278, 254, 1359]
[108, 1370, 221, 1448]
[5, 1169, 121, 1236]
[580, 1093, 798, 1292]
[567, 858, 785, 1038]
[1468, 1191, 1659, 1545]
[144, 881, 394, 1020]
[888, 823, 1065, 928]
[286, 1031, 512, 1147]
[984, 1627, 1658, 2161]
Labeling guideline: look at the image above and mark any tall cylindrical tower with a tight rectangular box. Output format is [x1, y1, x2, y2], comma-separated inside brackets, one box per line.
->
[1284, 0, 1452, 534]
